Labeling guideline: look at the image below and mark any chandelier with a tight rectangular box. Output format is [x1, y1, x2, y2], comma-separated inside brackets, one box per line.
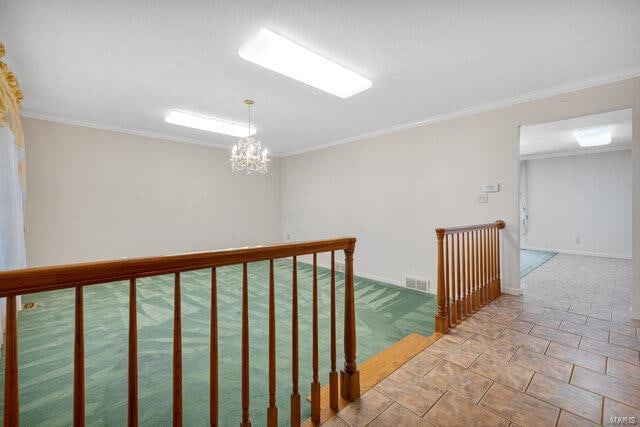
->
[230, 99, 269, 174]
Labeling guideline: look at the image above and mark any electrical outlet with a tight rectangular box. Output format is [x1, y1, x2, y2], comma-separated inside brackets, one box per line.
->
[478, 194, 488, 203]
[575, 237, 581, 244]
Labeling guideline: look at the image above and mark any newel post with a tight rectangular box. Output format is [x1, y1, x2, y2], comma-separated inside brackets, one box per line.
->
[340, 247, 360, 401]
[435, 228, 448, 333]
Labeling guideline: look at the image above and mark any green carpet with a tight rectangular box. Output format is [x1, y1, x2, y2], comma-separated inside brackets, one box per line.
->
[0, 260, 436, 426]
[520, 249, 556, 277]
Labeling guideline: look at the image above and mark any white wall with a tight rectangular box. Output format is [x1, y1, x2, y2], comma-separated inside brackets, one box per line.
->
[282, 77, 640, 296]
[23, 118, 281, 267]
[522, 150, 631, 258]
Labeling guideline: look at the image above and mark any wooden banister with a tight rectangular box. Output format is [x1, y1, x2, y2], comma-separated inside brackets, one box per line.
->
[0, 238, 358, 425]
[435, 221, 505, 334]
[0, 237, 357, 296]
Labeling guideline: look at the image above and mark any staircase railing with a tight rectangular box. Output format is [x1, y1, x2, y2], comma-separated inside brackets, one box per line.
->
[0, 237, 360, 426]
[434, 221, 505, 333]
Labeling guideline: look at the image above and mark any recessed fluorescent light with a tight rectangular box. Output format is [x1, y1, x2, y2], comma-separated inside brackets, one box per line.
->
[239, 28, 372, 99]
[574, 127, 612, 147]
[165, 110, 256, 138]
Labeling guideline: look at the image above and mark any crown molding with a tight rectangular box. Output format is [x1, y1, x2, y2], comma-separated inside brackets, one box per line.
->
[282, 65, 640, 157]
[20, 65, 640, 159]
[21, 109, 285, 156]
[520, 144, 631, 161]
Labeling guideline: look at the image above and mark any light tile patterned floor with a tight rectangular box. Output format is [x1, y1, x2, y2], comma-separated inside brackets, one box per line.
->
[326, 254, 637, 426]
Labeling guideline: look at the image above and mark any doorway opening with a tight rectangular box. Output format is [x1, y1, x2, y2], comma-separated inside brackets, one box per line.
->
[518, 109, 632, 282]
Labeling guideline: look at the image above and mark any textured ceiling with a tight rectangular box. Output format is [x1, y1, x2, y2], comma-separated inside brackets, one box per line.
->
[520, 109, 632, 157]
[1, 0, 639, 155]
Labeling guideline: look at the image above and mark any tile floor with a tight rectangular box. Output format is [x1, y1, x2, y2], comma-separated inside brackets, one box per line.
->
[325, 254, 637, 426]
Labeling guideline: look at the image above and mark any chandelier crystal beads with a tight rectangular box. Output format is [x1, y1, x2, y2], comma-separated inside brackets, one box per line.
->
[230, 99, 269, 174]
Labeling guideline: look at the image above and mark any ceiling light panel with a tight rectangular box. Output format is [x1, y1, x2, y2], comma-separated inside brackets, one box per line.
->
[239, 28, 372, 99]
[574, 127, 612, 147]
[165, 110, 256, 138]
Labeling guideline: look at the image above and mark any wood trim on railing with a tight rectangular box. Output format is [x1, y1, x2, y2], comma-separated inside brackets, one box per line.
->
[0, 238, 357, 296]
[435, 221, 505, 334]
[0, 237, 358, 426]
[441, 221, 505, 235]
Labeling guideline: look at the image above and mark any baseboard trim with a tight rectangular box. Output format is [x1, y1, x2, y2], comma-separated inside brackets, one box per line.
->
[296, 257, 437, 296]
[502, 286, 523, 296]
[521, 246, 631, 260]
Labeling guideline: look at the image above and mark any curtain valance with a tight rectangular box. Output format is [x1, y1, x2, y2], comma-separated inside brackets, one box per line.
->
[0, 41, 25, 191]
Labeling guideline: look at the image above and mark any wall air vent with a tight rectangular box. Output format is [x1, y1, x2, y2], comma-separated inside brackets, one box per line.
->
[406, 276, 431, 293]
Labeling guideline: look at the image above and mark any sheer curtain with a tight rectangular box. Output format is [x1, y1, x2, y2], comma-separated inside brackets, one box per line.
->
[0, 126, 25, 335]
[0, 42, 26, 340]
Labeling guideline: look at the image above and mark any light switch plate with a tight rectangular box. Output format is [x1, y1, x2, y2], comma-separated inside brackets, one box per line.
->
[483, 183, 500, 193]
[478, 194, 489, 203]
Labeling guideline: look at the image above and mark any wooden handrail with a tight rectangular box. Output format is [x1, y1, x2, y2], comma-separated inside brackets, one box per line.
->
[0, 237, 356, 296]
[0, 237, 359, 426]
[437, 220, 505, 235]
[435, 221, 504, 334]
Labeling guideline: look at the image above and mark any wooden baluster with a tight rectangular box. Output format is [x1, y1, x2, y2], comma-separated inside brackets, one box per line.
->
[435, 228, 447, 333]
[329, 251, 339, 410]
[479, 230, 484, 305]
[444, 234, 451, 330]
[465, 232, 471, 315]
[487, 229, 492, 302]
[241, 263, 251, 427]
[290, 257, 301, 427]
[3, 295, 19, 427]
[128, 279, 138, 427]
[267, 260, 278, 426]
[455, 233, 462, 322]
[311, 254, 321, 424]
[496, 226, 502, 296]
[491, 228, 496, 299]
[211, 268, 219, 427]
[458, 233, 467, 319]
[483, 229, 488, 305]
[477, 230, 483, 307]
[450, 235, 457, 325]
[476, 230, 481, 309]
[472, 231, 478, 312]
[173, 273, 183, 426]
[340, 248, 360, 401]
[74, 286, 85, 427]
[465, 232, 471, 316]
